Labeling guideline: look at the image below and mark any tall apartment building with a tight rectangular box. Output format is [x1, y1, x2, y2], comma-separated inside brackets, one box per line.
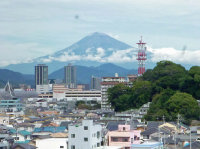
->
[91, 76, 101, 90]
[64, 64, 77, 88]
[35, 64, 48, 86]
[101, 74, 127, 110]
[68, 120, 102, 149]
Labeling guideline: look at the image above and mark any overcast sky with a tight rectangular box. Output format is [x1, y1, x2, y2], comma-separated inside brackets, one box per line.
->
[0, 0, 200, 67]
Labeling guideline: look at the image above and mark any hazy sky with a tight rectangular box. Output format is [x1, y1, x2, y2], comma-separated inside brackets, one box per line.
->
[0, 0, 200, 67]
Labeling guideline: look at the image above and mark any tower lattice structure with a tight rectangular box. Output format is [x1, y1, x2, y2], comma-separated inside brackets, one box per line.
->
[137, 37, 147, 76]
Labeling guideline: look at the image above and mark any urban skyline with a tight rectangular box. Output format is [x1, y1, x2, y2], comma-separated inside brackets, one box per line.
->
[0, 1, 199, 149]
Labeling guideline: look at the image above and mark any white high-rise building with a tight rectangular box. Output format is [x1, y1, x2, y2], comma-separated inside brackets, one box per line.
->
[68, 120, 102, 149]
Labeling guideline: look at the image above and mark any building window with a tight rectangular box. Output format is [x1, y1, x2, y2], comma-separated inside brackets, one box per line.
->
[97, 131, 100, 138]
[71, 134, 75, 138]
[60, 146, 64, 148]
[84, 137, 88, 141]
[123, 127, 125, 131]
[97, 143, 100, 147]
[134, 135, 140, 140]
[71, 145, 75, 149]
[122, 138, 129, 142]
[111, 137, 118, 142]
[131, 138, 133, 143]
[84, 126, 88, 130]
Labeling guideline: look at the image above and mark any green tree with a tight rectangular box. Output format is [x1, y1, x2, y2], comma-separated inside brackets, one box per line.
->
[184, 66, 200, 99]
[142, 61, 188, 90]
[166, 92, 200, 124]
[129, 81, 152, 108]
[107, 83, 131, 110]
[145, 88, 175, 121]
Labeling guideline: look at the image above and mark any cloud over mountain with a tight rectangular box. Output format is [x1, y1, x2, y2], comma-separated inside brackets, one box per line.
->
[149, 47, 200, 65]
[3, 32, 200, 74]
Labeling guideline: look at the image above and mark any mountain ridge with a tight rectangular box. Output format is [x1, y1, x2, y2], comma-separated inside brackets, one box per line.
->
[0, 63, 137, 87]
[4, 32, 139, 74]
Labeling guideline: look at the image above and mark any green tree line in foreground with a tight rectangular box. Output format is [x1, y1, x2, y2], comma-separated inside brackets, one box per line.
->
[107, 61, 200, 125]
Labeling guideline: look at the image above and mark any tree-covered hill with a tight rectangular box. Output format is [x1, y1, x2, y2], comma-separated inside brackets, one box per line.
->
[107, 61, 200, 125]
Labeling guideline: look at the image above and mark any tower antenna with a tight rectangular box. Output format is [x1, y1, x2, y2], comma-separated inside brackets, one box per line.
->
[136, 37, 147, 76]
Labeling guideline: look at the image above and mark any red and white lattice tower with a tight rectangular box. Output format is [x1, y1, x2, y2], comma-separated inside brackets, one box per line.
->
[137, 37, 147, 76]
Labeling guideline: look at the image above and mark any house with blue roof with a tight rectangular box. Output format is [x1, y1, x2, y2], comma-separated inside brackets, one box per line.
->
[10, 129, 32, 143]
[34, 126, 66, 133]
[131, 141, 163, 149]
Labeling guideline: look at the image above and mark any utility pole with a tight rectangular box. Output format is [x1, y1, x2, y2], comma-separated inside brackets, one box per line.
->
[190, 129, 192, 149]
[174, 131, 177, 149]
[162, 115, 165, 124]
[177, 113, 180, 133]
[162, 115, 165, 148]
[174, 114, 181, 149]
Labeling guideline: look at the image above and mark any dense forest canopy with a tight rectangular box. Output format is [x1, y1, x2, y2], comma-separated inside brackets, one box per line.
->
[107, 61, 200, 125]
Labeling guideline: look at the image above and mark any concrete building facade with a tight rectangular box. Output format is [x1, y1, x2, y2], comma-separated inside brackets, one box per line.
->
[68, 120, 102, 149]
[101, 76, 127, 110]
[35, 64, 48, 86]
[91, 76, 101, 91]
[106, 125, 141, 149]
[36, 138, 68, 149]
[64, 64, 77, 88]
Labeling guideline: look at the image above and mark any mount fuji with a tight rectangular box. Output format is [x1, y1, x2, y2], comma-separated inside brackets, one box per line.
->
[4, 32, 153, 74]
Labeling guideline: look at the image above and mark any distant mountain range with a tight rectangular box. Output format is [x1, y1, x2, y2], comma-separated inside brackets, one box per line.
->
[0, 32, 155, 87]
[0, 63, 137, 87]
[4, 32, 151, 74]
[0, 69, 34, 88]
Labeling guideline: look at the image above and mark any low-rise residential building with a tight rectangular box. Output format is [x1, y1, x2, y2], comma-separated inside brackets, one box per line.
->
[106, 124, 141, 149]
[36, 137, 68, 149]
[0, 98, 23, 113]
[68, 120, 102, 149]
[0, 115, 9, 125]
[35, 99, 48, 108]
[10, 129, 32, 143]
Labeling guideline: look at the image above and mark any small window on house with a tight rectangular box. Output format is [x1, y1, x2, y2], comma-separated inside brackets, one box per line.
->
[123, 138, 128, 142]
[131, 138, 133, 143]
[123, 127, 125, 131]
[71, 134, 75, 138]
[84, 126, 88, 130]
[71, 145, 75, 149]
[97, 143, 100, 147]
[111, 137, 118, 142]
[60, 146, 64, 148]
[84, 137, 88, 141]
